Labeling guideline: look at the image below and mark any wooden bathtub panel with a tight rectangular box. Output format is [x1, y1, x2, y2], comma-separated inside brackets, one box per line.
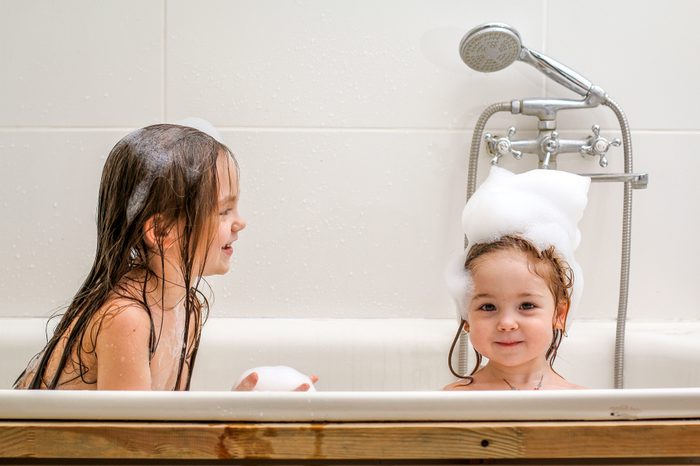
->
[0, 420, 699, 462]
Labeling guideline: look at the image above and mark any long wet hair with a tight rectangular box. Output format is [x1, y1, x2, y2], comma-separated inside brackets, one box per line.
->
[447, 235, 574, 383]
[15, 124, 237, 390]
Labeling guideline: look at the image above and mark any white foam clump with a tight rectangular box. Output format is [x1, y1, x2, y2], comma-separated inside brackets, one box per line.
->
[237, 365, 316, 392]
[449, 166, 590, 322]
[176, 117, 224, 144]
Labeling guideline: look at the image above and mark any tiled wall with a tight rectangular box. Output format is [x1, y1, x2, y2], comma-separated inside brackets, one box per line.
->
[1, 1, 698, 321]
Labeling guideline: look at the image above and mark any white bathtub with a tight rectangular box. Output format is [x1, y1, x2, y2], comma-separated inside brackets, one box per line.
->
[1, 317, 699, 463]
[2, 317, 698, 392]
[1, 317, 699, 421]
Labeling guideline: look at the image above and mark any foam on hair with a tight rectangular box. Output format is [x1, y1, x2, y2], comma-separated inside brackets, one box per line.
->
[123, 128, 172, 223]
[123, 119, 224, 224]
[177, 117, 224, 144]
[448, 166, 590, 322]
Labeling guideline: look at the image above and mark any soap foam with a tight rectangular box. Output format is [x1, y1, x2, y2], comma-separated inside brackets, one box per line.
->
[124, 119, 223, 223]
[450, 166, 590, 322]
[237, 365, 316, 392]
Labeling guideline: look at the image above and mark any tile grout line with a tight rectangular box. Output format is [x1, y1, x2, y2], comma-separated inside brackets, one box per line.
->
[0, 127, 698, 134]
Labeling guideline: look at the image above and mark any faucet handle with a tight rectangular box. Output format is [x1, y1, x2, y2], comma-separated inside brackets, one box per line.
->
[580, 124, 621, 168]
[485, 127, 523, 165]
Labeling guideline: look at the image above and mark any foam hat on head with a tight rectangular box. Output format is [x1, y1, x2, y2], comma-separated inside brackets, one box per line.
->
[446, 166, 590, 322]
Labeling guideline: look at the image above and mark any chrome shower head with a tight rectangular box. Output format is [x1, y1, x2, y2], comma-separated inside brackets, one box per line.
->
[459, 23, 522, 73]
[459, 22, 600, 98]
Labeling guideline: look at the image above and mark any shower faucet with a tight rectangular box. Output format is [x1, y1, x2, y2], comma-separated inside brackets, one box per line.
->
[460, 22, 624, 171]
[485, 124, 621, 169]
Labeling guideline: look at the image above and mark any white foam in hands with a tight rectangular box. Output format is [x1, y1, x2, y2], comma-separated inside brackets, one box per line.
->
[237, 365, 316, 392]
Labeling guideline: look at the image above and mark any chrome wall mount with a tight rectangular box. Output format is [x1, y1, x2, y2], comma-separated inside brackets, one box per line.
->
[456, 23, 648, 388]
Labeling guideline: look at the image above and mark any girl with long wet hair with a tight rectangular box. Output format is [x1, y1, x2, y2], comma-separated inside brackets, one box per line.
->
[14, 123, 246, 390]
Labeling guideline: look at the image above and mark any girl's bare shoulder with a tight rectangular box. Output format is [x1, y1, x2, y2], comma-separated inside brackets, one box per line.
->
[550, 380, 587, 390]
[90, 297, 152, 344]
[443, 380, 478, 391]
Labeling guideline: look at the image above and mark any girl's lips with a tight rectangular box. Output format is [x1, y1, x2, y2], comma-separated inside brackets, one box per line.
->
[222, 244, 233, 256]
[496, 341, 522, 347]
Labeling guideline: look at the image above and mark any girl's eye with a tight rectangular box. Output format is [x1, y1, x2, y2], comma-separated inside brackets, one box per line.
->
[219, 209, 232, 216]
[478, 303, 496, 312]
[520, 302, 536, 310]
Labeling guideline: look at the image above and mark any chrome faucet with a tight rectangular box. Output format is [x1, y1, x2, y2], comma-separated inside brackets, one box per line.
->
[485, 123, 621, 170]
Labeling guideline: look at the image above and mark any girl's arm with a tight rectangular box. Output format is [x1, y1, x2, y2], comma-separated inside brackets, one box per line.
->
[94, 305, 152, 390]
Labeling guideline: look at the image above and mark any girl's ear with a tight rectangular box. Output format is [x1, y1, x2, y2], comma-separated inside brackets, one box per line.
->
[143, 215, 158, 249]
[143, 214, 177, 250]
[462, 320, 470, 333]
[553, 300, 570, 331]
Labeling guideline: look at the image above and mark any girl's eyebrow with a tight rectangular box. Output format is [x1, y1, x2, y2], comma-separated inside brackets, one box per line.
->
[473, 291, 545, 299]
[517, 291, 546, 298]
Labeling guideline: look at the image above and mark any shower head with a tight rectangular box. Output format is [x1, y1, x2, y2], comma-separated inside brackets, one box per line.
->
[459, 22, 601, 98]
[459, 23, 522, 73]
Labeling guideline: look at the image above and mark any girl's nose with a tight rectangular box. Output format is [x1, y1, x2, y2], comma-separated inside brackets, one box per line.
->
[497, 311, 518, 331]
[233, 215, 247, 233]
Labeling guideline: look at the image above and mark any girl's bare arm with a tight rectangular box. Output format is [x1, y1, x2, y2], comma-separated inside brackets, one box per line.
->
[94, 305, 152, 390]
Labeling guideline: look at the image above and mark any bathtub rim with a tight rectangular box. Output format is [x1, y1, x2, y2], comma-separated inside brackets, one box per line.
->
[1, 387, 699, 422]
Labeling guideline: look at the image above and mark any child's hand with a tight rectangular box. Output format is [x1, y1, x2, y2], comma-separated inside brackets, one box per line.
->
[233, 371, 259, 391]
[293, 375, 319, 391]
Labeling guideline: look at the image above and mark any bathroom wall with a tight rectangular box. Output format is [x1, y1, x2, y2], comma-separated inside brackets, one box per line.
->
[1, 0, 698, 323]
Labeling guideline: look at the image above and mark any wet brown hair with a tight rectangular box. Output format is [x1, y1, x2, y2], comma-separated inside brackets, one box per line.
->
[447, 235, 574, 381]
[15, 124, 238, 390]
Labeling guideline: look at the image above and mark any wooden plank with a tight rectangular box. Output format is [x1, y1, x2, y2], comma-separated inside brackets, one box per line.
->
[0, 420, 699, 461]
[519, 421, 700, 458]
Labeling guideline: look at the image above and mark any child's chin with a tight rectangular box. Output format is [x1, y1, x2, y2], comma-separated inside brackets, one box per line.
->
[202, 264, 231, 277]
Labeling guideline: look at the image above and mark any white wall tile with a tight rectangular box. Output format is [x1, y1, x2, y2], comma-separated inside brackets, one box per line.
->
[0, 131, 693, 321]
[553, 131, 698, 322]
[0, 1, 163, 126]
[626, 132, 700, 321]
[547, 0, 700, 131]
[166, 0, 545, 129]
[208, 129, 471, 318]
[0, 1, 697, 325]
[0, 131, 119, 315]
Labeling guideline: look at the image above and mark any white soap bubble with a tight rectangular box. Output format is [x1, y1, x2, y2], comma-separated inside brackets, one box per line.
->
[237, 365, 316, 392]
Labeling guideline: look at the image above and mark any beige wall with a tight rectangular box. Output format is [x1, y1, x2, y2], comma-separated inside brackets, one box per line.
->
[1, 0, 698, 321]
